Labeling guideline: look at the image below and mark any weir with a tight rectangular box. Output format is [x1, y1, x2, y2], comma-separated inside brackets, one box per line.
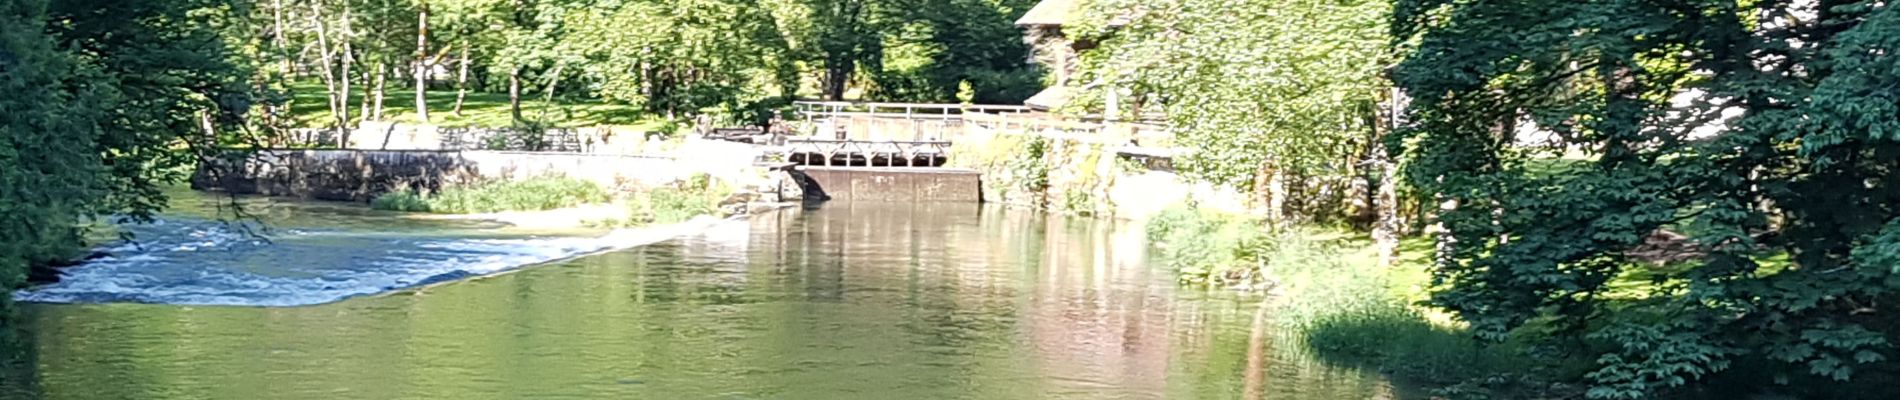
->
[198, 100, 1184, 208]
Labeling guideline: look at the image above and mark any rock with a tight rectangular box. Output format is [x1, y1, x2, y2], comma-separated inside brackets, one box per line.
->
[27, 251, 112, 284]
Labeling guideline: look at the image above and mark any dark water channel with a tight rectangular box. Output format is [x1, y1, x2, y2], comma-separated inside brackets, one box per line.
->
[0, 198, 1395, 399]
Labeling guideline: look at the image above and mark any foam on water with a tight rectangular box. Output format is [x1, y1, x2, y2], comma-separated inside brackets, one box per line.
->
[14, 216, 726, 307]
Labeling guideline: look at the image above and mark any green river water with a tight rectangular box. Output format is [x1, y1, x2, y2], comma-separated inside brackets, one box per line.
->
[0, 198, 1396, 399]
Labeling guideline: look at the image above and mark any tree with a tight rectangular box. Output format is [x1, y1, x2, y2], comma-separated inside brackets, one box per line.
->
[565, 0, 798, 121]
[1070, 0, 1395, 224]
[1391, 0, 1900, 397]
[803, 0, 882, 100]
[414, 0, 431, 123]
[2, 0, 253, 290]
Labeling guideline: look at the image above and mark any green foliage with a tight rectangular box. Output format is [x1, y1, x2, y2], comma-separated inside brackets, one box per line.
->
[949, 133, 1054, 205]
[1071, 0, 1390, 191]
[565, 0, 799, 116]
[645, 187, 722, 225]
[1304, 303, 1526, 386]
[1, 0, 251, 291]
[606, 176, 730, 227]
[1144, 206, 1269, 285]
[369, 190, 433, 212]
[1392, 0, 1900, 397]
[371, 177, 610, 214]
[286, 81, 664, 129]
[1146, 211, 1542, 395]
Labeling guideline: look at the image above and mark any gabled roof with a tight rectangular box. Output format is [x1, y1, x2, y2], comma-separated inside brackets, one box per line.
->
[1023, 86, 1073, 111]
[1015, 0, 1078, 27]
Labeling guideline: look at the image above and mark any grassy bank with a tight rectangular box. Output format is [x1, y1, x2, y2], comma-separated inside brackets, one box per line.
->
[286, 82, 667, 129]
[371, 175, 732, 228]
[1146, 206, 1563, 398]
[592, 176, 733, 228]
[371, 177, 611, 214]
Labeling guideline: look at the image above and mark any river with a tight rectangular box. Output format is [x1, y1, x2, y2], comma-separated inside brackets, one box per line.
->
[0, 193, 1395, 399]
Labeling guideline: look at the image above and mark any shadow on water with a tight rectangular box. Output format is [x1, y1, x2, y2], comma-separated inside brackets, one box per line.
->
[0, 302, 43, 400]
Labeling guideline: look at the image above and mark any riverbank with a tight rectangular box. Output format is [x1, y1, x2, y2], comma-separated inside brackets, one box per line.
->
[1140, 206, 1565, 398]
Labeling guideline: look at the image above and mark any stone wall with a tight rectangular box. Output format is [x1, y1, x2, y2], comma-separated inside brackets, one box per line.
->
[346, 122, 663, 155]
[193, 149, 689, 202]
[947, 122, 1248, 220]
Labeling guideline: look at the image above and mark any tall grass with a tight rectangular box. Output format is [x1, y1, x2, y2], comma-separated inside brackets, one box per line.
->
[370, 177, 610, 214]
[594, 175, 732, 228]
[1146, 204, 1540, 396]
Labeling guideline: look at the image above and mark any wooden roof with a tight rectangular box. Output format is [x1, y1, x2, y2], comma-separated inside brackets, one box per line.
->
[1015, 0, 1079, 27]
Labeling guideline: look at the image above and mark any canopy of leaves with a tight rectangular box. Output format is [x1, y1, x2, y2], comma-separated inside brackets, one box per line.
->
[1070, 0, 1391, 191]
[1392, 0, 1900, 397]
[1, 0, 252, 290]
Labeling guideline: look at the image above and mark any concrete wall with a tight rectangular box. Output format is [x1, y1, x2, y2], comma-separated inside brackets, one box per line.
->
[346, 122, 663, 155]
[799, 167, 982, 202]
[193, 149, 689, 202]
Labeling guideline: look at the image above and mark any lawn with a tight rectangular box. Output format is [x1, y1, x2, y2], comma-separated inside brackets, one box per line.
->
[285, 82, 665, 129]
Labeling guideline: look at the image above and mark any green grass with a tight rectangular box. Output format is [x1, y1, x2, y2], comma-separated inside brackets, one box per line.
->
[584, 176, 733, 228]
[286, 82, 666, 129]
[370, 177, 611, 214]
[1145, 205, 1549, 396]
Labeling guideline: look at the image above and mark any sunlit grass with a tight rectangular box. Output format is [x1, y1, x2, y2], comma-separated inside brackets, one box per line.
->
[370, 177, 611, 214]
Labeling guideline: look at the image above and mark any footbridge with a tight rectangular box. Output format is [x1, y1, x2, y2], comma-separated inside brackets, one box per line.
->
[781, 100, 1170, 168]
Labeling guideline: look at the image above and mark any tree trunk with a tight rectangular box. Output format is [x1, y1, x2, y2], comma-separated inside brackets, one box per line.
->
[509, 66, 523, 124]
[453, 38, 469, 117]
[1371, 87, 1406, 267]
[358, 65, 373, 124]
[372, 65, 388, 120]
[414, 1, 431, 123]
[337, 2, 355, 147]
[1432, 196, 1458, 270]
[823, 58, 852, 101]
[271, 0, 291, 77]
[308, 0, 347, 146]
[539, 62, 565, 119]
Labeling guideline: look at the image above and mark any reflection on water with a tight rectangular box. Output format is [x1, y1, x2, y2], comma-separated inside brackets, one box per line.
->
[2, 201, 1397, 399]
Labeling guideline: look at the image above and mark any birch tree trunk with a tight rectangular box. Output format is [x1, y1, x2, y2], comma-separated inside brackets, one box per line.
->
[1371, 87, 1406, 267]
[453, 38, 469, 117]
[337, 2, 355, 147]
[308, 0, 348, 145]
[372, 65, 387, 120]
[414, 1, 431, 123]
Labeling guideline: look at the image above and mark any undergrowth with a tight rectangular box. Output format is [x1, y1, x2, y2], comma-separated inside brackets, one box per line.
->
[1146, 204, 1547, 397]
[371, 176, 610, 214]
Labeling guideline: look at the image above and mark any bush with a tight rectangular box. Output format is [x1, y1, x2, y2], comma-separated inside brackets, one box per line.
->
[601, 175, 731, 227]
[369, 190, 431, 212]
[369, 177, 610, 214]
[647, 187, 720, 225]
[1145, 205, 1269, 285]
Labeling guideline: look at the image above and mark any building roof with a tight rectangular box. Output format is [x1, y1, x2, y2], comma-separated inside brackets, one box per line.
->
[1015, 0, 1079, 27]
[1023, 86, 1074, 111]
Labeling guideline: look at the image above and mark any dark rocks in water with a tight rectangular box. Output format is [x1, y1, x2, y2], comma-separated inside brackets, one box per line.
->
[411, 270, 476, 287]
[27, 251, 112, 284]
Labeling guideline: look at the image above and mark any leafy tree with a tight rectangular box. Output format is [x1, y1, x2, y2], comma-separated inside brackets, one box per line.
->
[1069, 0, 1394, 223]
[1, 0, 253, 290]
[1391, 0, 1900, 397]
[565, 0, 798, 120]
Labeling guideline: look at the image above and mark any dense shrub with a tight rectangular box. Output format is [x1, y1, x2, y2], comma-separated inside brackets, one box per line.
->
[370, 177, 610, 214]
